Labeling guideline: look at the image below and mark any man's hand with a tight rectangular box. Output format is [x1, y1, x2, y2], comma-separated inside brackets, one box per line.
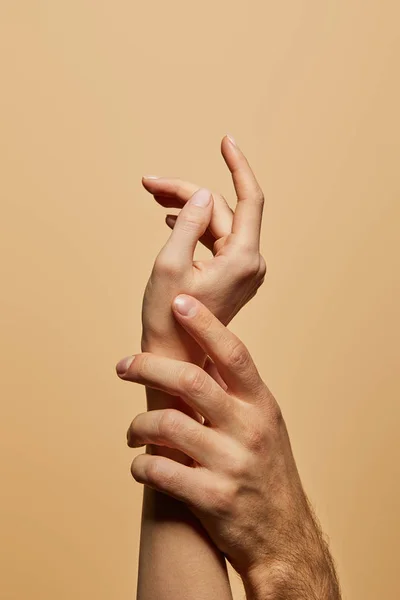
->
[116, 295, 341, 600]
[140, 135, 266, 366]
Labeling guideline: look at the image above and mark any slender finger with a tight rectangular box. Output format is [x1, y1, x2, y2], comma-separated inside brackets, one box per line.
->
[165, 214, 216, 253]
[157, 188, 213, 268]
[131, 453, 223, 513]
[116, 353, 236, 428]
[142, 176, 233, 239]
[221, 135, 265, 251]
[172, 294, 264, 398]
[127, 409, 228, 469]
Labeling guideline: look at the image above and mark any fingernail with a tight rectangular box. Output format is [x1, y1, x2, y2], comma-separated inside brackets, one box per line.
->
[143, 175, 160, 180]
[173, 295, 198, 317]
[116, 355, 136, 376]
[189, 188, 211, 207]
[226, 134, 237, 147]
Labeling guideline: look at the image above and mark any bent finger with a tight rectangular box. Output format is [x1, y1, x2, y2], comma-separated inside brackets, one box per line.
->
[131, 453, 223, 514]
[172, 294, 264, 399]
[142, 176, 233, 239]
[158, 188, 213, 268]
[116, 352, 236, 428]
[165, 214, 216, 253]
[127, 409, 226, 469]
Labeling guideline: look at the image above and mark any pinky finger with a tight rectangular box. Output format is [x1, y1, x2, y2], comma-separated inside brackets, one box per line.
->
[131, 453, 217, 513]
[165, 214, 216, 254]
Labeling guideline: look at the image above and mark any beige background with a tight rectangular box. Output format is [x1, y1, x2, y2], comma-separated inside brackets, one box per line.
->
[1, 1, 399, 599]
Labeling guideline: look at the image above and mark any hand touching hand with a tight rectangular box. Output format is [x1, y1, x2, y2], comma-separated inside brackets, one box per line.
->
[140, 135, 266, 364]
[116, 295, 341, 600]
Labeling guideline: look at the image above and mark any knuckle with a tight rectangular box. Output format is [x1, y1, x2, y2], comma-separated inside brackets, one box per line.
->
[249, 254, 268, 279]
[258, 255, 267, 278]
[244, 423, 268, 453]
[131, 455, 169, 487]
[225, 339, 251, 371]
[236, 400, 271, 452]
[147, 457, 180, 489]
[211, 480, 238, 517]
[227, 449, 253, 478]
[158, 409, 181, 439]
[179, 212, 202, 232]
[179, 366, 209, 395]
[244, 259, 260, 277]
[134, 354, 150, 380]
[258, 392, 284, 431]
[153, 252, 179, 276]
[235, 250, 262, 279]
[145, 457, 163, 484]
[189, 422, 205, 446]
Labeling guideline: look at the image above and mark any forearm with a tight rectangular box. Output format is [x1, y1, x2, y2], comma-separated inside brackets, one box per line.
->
[242, 561, 340, 600]
[241, 526, 341, 600]
[136, 335, 233, 600]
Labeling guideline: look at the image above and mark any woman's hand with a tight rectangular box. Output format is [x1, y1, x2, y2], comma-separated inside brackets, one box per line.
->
[140, 135, 266, 365]
[116, 295, 341, 600]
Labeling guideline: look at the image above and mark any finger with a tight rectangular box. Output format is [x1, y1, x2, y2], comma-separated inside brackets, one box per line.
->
[116, 353, 236, 428]
[172, 294, 264, 398]
[127, 409, 227, 469]
[203, 357, 228, 391]
[142, 176, 234, 239]
[131, 453, 222, 513]
[165, 214, 216, 253]
[221, 135, 265, 252]
[158, 188, 213, 268]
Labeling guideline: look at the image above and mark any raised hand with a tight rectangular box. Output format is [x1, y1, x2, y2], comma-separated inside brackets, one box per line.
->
[140, 135, 266, 364]
[117, 295, 341, 600]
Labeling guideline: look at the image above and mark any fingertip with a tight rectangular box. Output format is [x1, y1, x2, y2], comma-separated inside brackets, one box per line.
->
[116, 355, 136, 377]
[226, 134, 237, 147]
[142, 176, 161, 190]
[221, 134, 242, 169]
[165, 214, 177, 227]
[172, 295, 198, 318]
[188, 188, 213, 208]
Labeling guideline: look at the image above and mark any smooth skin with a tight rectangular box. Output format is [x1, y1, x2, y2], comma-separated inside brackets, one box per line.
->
[118, 296, 341, 600]
[140, 134, 266, 366]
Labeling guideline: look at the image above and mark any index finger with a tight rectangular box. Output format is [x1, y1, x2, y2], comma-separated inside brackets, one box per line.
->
[142, 176, 233, 240]
[221, 135, 265, 251]
[172, 294, 265, 399]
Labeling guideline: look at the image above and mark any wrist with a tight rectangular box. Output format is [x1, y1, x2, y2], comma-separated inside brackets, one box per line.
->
[141, 329, 206, 366]
[241, 554, 340, 600]
[141, 331, 206, 423]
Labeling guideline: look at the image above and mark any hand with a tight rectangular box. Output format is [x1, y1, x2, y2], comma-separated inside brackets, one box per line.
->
[116, 295, 341, 600]
[140, 135, 266, 364]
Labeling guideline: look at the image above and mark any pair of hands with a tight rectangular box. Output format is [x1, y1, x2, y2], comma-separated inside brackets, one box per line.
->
[116, 136, 340, 599]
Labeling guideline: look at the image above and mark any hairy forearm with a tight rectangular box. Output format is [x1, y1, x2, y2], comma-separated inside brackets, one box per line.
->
[242, 558, 341, 600]
[241, 521, 341, 600]
[136, 335, 233, 600]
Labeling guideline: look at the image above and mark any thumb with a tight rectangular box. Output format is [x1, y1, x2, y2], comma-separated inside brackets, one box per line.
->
[162, 188, 213, 267]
